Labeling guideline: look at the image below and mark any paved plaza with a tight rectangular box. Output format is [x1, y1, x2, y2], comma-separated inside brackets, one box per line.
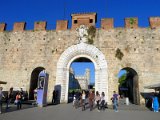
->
[0, 103, 159, 120]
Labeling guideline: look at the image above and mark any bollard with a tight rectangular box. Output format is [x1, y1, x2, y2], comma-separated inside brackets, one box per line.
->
[126, 97, 129, 105]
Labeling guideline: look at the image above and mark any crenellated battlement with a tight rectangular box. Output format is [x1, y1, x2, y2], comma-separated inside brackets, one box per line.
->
[13, 22, 26, 32]
[0, 15, 160, 32]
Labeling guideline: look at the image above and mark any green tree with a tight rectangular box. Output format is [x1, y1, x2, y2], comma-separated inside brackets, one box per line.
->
[119, 74, 127, 85]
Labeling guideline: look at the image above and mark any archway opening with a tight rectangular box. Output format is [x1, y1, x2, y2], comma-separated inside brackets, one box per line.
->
[118, 67, 139, 104]
[29, 67, 45, 100]
[68, 57, 95, 102]
[56, 43, 108, 103]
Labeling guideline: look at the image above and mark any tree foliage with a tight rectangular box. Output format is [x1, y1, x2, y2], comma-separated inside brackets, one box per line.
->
[87, 26, 96, 44]
[118, 74, 127, 85]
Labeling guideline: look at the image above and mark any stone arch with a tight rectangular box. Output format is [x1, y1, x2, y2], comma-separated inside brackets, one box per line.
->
[29, 67, 45, 100]
[56, 43, 108, 103]
[118, 67, 140, 104]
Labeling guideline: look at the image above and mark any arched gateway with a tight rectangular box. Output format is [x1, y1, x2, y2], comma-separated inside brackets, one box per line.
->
[56, 43, 108, 103]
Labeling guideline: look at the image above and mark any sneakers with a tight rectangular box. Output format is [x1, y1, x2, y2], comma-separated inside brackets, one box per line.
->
[115, 110, 119, 112]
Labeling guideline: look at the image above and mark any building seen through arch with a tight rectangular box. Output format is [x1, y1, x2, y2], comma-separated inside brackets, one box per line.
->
[68, 57, 95, 101]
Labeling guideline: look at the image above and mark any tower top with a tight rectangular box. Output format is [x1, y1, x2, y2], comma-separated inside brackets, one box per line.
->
[71, 12, 97, 29]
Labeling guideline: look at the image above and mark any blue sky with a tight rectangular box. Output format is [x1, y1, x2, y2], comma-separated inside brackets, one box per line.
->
[71, 63, 126, 84]
[118, 70, 127, 78]
[0, 0, 160, 30]
[0, 0, 159, 83]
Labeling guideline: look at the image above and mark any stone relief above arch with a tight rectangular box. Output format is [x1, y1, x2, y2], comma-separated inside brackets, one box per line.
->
[76, 25, 88, 43]
[56, 43, 108, 103]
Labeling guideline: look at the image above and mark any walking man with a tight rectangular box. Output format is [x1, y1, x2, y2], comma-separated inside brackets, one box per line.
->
[111, 91, 119, 112]
[6, 87, 13, 109]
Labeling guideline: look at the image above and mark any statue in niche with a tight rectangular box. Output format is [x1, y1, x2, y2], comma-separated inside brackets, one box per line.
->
[76, 25, 88, 43]
[38, 70, 46, 89]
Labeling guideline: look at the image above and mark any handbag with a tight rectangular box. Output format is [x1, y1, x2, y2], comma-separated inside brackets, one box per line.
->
[14, 100, 18, 104]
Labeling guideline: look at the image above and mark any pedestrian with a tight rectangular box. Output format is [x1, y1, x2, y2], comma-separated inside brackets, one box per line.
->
[16, 92, 22, 109]
[72, 90, 75, 101]
[152, 93, 159, 112]
[100, 92, 105, 111]
[52, 90, 56, 104]
[34, 88, 37, 101]
[72, 94, 77, 108]
[81, 90, 86, 111]
[6, 87, 13, 109]
[0, 87, 5, 114]
[20, 88, 24, 101]
[111, 91, 119, 112]
[95, 91, 101, 111]
[88, 90, 95, 111]
[55, 90, 59, 104]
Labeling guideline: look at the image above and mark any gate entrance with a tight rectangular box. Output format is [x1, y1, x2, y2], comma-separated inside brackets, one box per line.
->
[29, 67, 45, 100]
[118, 67, 140, 104]
[56, 43, 108, 103]
[68, 57, 95, 102]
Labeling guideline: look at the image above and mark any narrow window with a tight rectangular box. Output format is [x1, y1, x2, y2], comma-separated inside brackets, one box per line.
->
[74, 20, 78, 24]
[90, 19, 93, 23]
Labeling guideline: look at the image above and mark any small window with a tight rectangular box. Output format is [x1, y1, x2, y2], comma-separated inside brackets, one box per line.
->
[90, 19, 93, 23]
[74, 20, 78, 24]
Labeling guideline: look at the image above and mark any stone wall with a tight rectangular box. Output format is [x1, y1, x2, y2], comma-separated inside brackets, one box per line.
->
[0, 24, 160, 104]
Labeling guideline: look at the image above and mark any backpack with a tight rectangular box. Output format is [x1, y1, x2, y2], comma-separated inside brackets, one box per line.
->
[113, 94, 118, 101]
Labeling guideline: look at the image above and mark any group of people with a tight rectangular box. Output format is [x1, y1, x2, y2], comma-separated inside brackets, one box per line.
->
[94, 91, 106, 111]
[72, 90, 120, 112]
[0, 87, 25, 114]
[73, 90, 97, 111]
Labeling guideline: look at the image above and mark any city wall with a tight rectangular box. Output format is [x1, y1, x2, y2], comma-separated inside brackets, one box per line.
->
[0, 17, 160, 104]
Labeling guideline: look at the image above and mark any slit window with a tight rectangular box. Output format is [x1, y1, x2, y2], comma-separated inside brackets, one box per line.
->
[90, 19, 93, 23]
[74, 20, 78, 24]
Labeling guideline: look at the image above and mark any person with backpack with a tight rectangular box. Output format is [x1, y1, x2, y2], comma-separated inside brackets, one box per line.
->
[111, 91, 119, 112]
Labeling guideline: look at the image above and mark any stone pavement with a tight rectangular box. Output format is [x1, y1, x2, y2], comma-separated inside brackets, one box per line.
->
[0, 102, 159, 120]
[113, 98, 149, 111]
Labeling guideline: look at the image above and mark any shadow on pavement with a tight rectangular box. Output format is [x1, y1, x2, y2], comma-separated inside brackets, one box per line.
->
[1, 101, 37, 114]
